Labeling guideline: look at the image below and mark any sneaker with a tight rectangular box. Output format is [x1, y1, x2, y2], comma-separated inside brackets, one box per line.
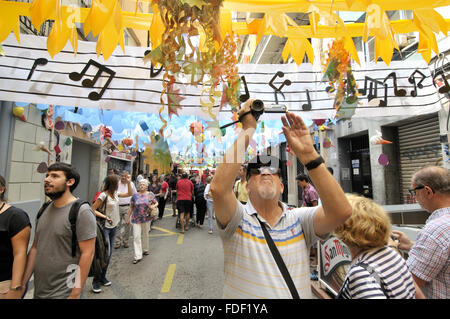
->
[101, 278, 112, 286]
[208, 230, 213, 234]
[92, 281, 102, 293]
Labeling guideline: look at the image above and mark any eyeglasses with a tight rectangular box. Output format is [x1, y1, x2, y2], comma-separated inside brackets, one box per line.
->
[248, 167, 281, 177]
[408, 185, 425, 196]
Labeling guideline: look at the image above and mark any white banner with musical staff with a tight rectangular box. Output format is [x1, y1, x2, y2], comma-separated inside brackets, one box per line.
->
[0, 33, 445, 120]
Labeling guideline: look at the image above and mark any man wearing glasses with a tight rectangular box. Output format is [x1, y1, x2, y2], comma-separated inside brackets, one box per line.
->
[211, 99, 352, 299]
[392, 166, 450, 299]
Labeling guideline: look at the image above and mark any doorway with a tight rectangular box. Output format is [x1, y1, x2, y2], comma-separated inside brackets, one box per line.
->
[349, 135, 373, 198]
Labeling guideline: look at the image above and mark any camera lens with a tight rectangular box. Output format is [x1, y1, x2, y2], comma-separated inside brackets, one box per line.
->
[251, 99, 264, 112]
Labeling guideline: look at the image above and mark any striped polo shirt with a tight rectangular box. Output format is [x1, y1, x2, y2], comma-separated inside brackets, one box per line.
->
[406, 207, 450, 299]
[338, 247, 416, 299]
[218, 200, 326, 299]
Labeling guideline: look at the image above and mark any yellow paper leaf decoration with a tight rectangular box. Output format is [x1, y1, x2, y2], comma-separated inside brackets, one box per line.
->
[343, 36, 360, 66]
[256, 12, 289, 45]
[363, 4, 398, 65]
[309, 9, 320, 35]
[219, 9, 233, 40]
[30, 0, 59, 31]
[149, 3, 164, 50]
[0, 8, 20, 43]
[412, 10, 443, 63]
[413, 8, 448, 35]
[83, 0, 118, 37]
[282, 38, 314, 66]
[308, 5, 346, 31]
[46, 6, 79, 57]
[88, 0, 123, 59]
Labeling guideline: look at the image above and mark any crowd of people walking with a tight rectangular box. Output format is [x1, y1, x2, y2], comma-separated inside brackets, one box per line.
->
[0, 101, 448, 300]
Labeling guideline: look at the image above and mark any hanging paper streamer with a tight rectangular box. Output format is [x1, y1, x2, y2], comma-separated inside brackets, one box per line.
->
[322, 39, 359, 119]
[44, 105, 55, 129]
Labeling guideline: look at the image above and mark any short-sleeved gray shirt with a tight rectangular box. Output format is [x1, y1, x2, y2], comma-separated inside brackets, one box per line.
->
[34, 200, 96, 299]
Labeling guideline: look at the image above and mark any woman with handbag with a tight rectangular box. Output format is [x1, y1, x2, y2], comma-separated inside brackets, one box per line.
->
[91, 174, 133, 293]
[126, 179, 158, 264]
[0, 175, 31, 299]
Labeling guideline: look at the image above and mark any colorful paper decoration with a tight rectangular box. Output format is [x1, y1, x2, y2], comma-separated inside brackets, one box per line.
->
[12, 106, 26, 122]
[122, 137, 133, 147]
[82, 123, 92, 133]
[2, 1, 447, 66]
[37, 162, 48, 173]
[370, 130, 393, 145]
[322, 39, 359, 113]
[64, 137, 72, 146]
[33, 141, 52, 155]
[378, 153, 390, 166]
[54, 120, 65, 131]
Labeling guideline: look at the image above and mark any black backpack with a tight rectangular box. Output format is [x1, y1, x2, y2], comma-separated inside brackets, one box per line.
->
[36, 199, 109, 277]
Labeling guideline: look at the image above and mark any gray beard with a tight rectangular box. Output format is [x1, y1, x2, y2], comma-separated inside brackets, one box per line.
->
[257, 184, 277, 200]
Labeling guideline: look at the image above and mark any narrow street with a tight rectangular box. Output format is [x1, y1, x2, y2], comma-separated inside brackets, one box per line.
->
[24, 204, 320, 300]
[82, 205, 225, 299]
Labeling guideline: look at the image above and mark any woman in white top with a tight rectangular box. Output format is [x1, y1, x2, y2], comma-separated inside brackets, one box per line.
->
[91, 174, 132, 293]
[204, 176, 215, 234]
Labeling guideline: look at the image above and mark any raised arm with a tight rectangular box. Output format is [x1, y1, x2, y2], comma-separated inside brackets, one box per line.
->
[210, 99, 257, 228]
[118, 178, 133, 198]
[281, 112, 352, 237]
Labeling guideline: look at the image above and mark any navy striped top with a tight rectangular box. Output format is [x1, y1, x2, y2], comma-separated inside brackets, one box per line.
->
[338, 246, 416, 299]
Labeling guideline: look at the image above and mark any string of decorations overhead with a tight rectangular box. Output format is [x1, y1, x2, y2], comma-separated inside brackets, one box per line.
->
[1, 0, 448, 65]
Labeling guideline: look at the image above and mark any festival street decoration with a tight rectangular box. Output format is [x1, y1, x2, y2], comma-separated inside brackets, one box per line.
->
[0, 33, 444, 122]
[0, 0, 449, 169]
[0, 1, 448, 123]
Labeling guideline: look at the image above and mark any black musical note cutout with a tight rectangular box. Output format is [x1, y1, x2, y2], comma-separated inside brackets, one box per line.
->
[269, 71, 292, 104]
[432, 70, 450, 94]
[408, 70, 427, 97]
[239, 76, 250, 103]
[383, 72, 406, 97]
[27, 58, 48, 80]
[69, 59, 116, 101]
[144, 49, 164, 78]
[358, 76, 387, 107]
[302, 89, 312, 111]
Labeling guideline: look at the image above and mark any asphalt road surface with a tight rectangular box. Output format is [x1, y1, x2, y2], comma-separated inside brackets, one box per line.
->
[82, 205, 225, 299]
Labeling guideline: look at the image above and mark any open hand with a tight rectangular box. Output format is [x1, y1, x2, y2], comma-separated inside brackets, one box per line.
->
[281, 112, 318, 164]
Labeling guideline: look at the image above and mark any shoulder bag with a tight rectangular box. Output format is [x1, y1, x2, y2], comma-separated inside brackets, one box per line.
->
[256, 216, 300, 299]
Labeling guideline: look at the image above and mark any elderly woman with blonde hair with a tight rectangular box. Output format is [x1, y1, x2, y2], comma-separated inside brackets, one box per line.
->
[126, 178, 158, 264]
[334, 194, 424, 299]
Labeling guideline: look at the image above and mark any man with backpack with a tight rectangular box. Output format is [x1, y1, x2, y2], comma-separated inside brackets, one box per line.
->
[21, 163, 97, 299]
